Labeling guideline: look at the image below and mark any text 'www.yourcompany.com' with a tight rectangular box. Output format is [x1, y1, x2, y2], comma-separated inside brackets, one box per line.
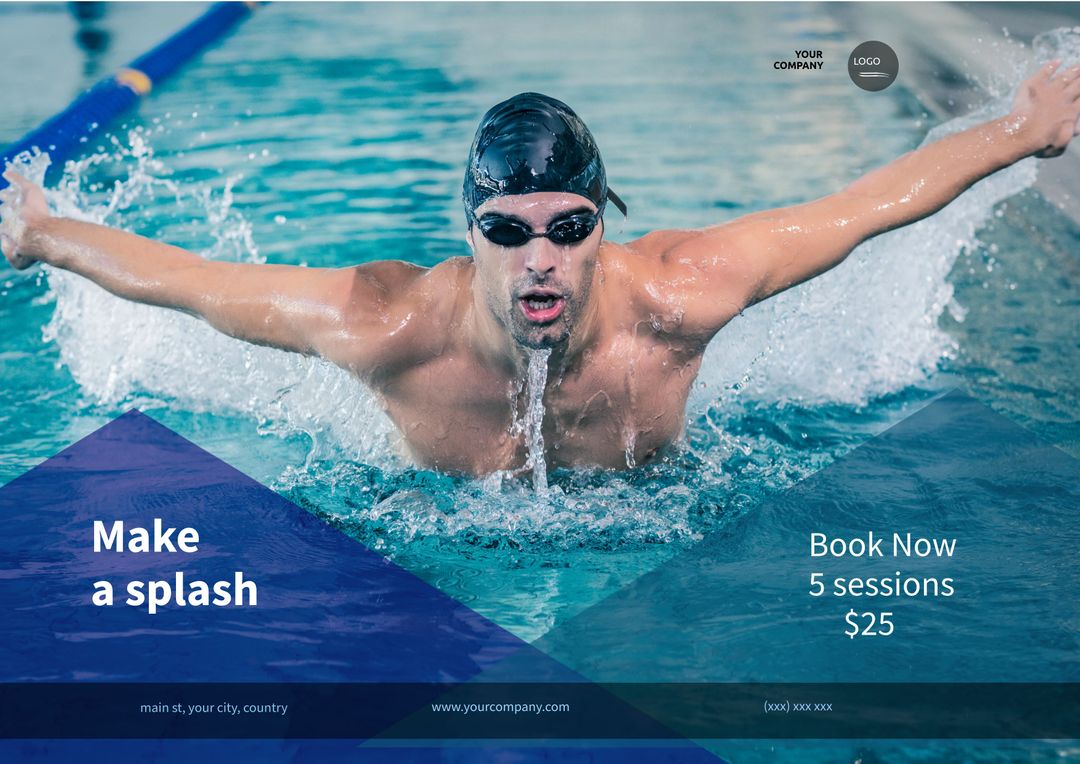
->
[430, 702, 570, 716]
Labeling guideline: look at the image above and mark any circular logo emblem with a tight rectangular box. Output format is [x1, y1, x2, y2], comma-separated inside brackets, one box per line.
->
[848, 41, 899, 91]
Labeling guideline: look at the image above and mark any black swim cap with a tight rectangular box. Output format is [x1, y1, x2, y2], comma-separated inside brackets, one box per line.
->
[463, 92, 626, 224]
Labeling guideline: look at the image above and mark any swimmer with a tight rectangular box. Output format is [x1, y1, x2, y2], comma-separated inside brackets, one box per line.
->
[4, 63, 1080, 475]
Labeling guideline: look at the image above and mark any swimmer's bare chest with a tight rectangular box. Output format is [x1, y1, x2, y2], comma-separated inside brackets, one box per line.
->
[375, 333, 703, 475]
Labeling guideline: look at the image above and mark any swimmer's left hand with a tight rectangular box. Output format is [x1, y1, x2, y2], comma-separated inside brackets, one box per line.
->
[1009, 59, 1080, 159]
[0, 169, 51, 270]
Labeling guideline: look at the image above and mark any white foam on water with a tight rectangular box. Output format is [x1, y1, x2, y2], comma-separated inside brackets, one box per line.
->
[298, 457, 707, 551]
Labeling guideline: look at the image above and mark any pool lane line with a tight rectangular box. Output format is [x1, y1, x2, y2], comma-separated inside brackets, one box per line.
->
[0, 2, 262, 191]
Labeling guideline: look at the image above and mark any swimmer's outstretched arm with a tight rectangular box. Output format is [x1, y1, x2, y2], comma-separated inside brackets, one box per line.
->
[0, 170, 425, 372]
[640, 60, 1080, 341]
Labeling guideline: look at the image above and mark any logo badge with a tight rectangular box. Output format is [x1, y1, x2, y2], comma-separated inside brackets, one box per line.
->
[848, 41, 899, 91]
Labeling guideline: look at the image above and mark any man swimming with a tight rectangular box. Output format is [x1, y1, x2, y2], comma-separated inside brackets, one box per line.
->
[3, 62, 1080, 476]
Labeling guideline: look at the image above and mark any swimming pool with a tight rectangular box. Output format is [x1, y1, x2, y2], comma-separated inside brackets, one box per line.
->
[2, 2, 1079, 759]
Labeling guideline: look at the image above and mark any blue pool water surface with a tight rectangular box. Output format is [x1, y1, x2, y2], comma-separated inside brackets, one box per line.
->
[2, 4, 1080, 761]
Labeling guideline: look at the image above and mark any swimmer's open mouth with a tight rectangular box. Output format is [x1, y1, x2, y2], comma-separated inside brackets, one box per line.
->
[518, 288, 566, 323]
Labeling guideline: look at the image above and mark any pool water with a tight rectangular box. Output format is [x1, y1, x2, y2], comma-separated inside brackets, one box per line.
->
[2, 3, 1079, 759]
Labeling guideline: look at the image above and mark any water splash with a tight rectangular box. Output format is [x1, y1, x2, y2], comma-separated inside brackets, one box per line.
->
[15, 27, 1080, 550]
[1034, 27, 1080, 69]
[687, 31, 1080, 416]
[6, 132, 401, 471]
[524, 348, 551, 495]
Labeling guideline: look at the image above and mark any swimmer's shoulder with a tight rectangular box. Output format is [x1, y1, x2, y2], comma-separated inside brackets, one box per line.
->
[605, 226, 754, 283]
[344, 257, 471, 313]
[599, 231, 710, 299]
[422, 256, 475, 318]
[600, 228, 753, 339]
[354, 258, 473, 369]
[336, 258, 471, 378]
[598, 237, 677, 327]
[617, 227, 744, 264]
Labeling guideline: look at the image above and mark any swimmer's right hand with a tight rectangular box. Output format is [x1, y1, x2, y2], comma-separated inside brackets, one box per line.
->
[0, 169, 50, 270]
[1010, 60, 1080, 159]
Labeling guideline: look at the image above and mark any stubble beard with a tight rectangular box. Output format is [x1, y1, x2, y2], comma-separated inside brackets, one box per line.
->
[503, 276, 582, 350]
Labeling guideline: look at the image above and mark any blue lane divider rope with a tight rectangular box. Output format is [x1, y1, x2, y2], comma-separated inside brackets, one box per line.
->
[0, 1, 258, 189]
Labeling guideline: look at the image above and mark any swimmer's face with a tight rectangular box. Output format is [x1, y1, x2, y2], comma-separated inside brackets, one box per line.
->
[467, 192, 603, 350]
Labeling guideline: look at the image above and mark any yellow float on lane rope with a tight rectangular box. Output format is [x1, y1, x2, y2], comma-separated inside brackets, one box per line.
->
[115, 67, 153, 96]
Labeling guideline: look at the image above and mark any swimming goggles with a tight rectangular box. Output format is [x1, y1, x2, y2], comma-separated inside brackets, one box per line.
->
[470, 204, 604, 247]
